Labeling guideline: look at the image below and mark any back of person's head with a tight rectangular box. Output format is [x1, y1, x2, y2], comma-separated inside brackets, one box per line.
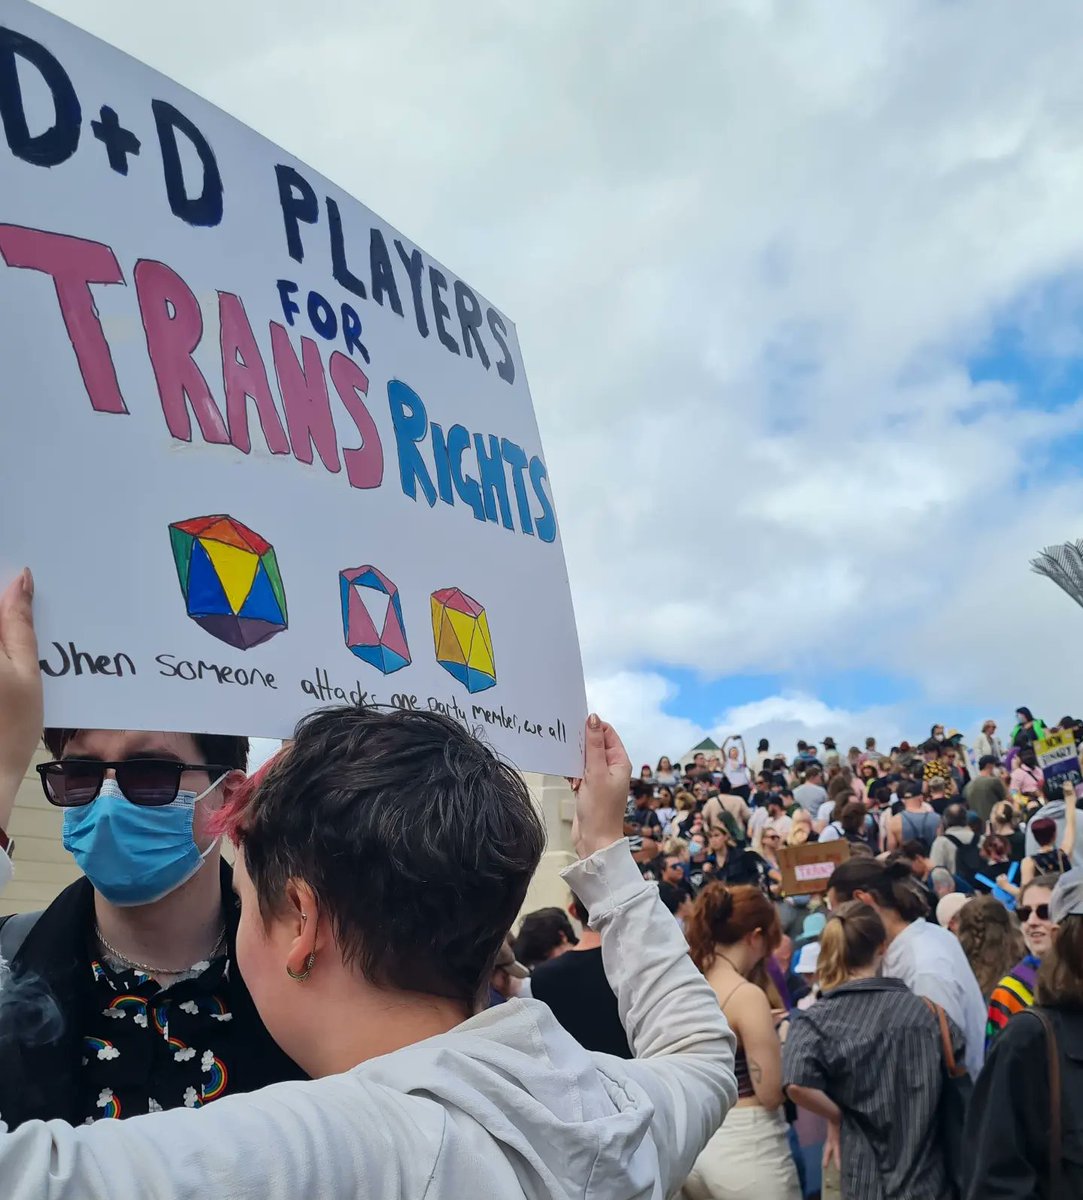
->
[1032, 816, 1057, 848]
[217, 705, 545, 1009]
[806, 764, 823, 781]
[674, 789, 695, 812]
[686, 882, 780, 972]
[514, 907, 579, 969]
[662, 835, 689, 857]
[898, 779, 922, 803]
[992, 801, 1018, 829]
[840, 800, 868, 837]
[827, 773, 851, 801]
[942, 803, 968, 831]
[865, 737, 876, 749]
[900, 838, 930, 862]
[929, 866, 956, 898]
[828, 856, 929, 921]
[757, 738, 769, 752]
[569, 894, 590, 926]
[956, 894, 1025, 999]
[817, 901, 885, 992]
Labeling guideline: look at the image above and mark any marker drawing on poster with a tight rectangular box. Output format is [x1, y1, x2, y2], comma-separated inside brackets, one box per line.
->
[0, 1, 586, 774]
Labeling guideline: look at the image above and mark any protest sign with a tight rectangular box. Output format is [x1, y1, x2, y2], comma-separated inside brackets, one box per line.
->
[1035, 729, 1083, 800]
[777, 841, 851, 896]
[0, 2, 586, 773]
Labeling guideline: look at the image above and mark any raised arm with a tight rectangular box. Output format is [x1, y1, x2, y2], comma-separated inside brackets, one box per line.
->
[564, 716, 737, 1198]
[0, 571, 43, 887]
[1061, 781, 1077, 859]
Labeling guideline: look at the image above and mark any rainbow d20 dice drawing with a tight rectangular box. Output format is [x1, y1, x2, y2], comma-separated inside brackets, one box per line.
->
[430, 587, 496, 693]
[169, 515, 287, 650]
[340, 565, 411, 675]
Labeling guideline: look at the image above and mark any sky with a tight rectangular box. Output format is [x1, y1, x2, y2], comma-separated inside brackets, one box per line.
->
[36, 0, 1083, 770]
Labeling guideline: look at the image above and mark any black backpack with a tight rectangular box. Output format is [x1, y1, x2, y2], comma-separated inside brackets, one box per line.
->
[945, 832, 983, 891]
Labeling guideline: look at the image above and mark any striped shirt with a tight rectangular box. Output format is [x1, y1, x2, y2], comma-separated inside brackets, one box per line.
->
[986, 954, 1039, 1049]
[783, 977, 961, 1200]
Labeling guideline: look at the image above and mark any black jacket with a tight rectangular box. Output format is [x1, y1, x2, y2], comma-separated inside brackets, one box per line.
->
[965, 1006, 1083, 1199]
[0, 862, 303, 1128]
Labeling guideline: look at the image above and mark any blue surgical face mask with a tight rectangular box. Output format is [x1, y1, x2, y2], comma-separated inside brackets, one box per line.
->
[62, 778, 221, 906]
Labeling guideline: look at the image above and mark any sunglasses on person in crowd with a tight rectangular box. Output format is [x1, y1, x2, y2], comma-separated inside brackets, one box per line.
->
[37, 759, 232, 808]
[1016, 903, 1052, 922]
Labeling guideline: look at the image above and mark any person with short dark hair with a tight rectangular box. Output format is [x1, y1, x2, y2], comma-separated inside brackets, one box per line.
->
[529, 896, 631, 1059]
[793, 765, 826, 819]
[661, 854, 695, 906]
[886, 779, 940, 853]
[0, 577, 300, 1129]
[513, 907, 578, 971]
[827, 857, 985, 1078]
[0, 650, 740, 1198]
[964, 753, 1007, 822]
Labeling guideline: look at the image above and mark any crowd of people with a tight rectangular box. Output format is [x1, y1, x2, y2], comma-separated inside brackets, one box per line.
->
[508, 721, 1083, 1197]
[1, 563, 1081, 1200]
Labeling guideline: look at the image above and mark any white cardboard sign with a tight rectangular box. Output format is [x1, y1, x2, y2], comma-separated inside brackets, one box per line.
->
[0, 1, 586, 773]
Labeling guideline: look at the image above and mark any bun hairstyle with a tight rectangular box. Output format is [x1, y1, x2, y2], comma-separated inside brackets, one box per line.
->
[686, 883, 780, 973]
[817, 901, 886, 992]
[827, 857, 930, 922]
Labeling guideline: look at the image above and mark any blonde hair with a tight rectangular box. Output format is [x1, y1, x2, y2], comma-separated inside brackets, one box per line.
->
[674, 790, 696, 813]
[787, 811, 813, 846]
[817, 901, 885, 992]
[661, 835, 689, 858]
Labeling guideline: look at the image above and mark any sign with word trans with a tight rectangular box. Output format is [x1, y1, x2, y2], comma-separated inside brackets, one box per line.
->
[0, 2, 586, 773]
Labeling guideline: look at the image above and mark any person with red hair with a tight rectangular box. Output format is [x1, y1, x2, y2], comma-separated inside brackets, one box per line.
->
[683, 883, 800, 1200]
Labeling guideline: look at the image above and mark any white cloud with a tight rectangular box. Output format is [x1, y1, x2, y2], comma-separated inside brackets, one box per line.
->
[588, 668, 909, 768]
[39, 0, 1083, 748]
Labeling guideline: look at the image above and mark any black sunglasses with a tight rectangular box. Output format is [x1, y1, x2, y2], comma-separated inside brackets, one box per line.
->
[1016, 903, 1052, 923]
[37, 759, 233, 808]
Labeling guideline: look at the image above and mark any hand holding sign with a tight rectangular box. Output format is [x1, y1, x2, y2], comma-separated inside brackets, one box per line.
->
[573, 715, 632, 860]
[0, 569, 42, 830]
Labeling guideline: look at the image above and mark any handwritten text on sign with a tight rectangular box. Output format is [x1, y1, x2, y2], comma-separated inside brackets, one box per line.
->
[0, 3, 586, 774]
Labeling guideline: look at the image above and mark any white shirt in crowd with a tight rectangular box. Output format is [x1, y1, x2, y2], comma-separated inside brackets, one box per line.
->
[747, 808, 792, 842]
[0, 842, 737, 1200]
[883, 917, 986, 1081]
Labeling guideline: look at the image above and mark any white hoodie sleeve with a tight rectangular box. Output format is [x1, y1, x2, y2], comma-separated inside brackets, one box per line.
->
[563, 840, 738, 1196]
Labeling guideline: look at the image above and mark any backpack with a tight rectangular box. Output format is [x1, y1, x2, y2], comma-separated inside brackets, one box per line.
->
[901, 809, 940, 847]
[945, 832, 983, 892]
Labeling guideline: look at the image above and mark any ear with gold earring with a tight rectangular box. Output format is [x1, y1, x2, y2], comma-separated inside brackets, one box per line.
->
[287, 953, 316, 982]
[287, 911, 316, 981]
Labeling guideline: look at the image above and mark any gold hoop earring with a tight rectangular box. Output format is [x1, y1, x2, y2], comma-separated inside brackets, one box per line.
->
[286, 953, 315, 982]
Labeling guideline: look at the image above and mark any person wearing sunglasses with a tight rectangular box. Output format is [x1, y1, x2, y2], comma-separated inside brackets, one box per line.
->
[984, 873, 1061, 1049]
[0, 572, 301, 1130]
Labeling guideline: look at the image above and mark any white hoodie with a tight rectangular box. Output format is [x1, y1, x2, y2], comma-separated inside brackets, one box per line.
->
[0, 841, 737, 1199]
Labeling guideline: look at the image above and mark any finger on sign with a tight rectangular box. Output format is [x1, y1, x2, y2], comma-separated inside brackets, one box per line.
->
[0, 569, 38, 663]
